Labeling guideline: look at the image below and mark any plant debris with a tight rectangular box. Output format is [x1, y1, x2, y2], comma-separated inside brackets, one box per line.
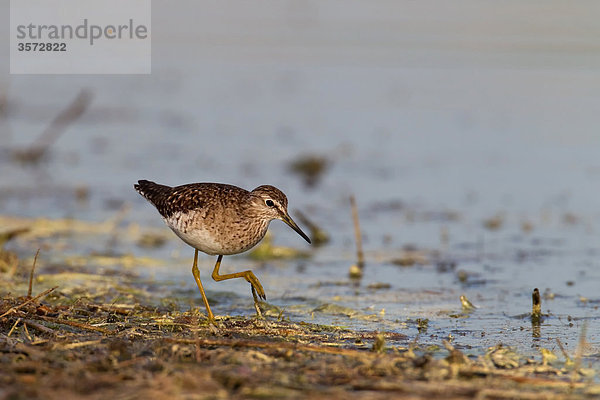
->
[1, 287, 598, 399]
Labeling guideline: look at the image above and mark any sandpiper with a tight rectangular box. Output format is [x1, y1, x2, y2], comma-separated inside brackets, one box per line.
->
[134, 180, 311, 323]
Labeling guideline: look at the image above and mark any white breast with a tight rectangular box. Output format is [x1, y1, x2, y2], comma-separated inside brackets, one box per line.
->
[163, 211, 225, 255]
[170, 225, 225, 255]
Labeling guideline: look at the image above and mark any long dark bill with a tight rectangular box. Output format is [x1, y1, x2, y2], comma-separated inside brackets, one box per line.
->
[282, 214, 312, 244]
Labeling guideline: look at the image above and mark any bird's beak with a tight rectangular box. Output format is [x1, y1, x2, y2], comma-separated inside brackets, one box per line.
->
[281, 213, 312, 244]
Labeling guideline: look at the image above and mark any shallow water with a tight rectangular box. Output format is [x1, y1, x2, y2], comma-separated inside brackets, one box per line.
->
[1, 1, 599, 362]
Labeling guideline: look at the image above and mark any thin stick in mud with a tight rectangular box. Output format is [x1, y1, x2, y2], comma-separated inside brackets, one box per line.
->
[350, 195, 364, 270]
[531, 288, 542, 338]
[27, 249, 40, 298]
[531, 288, 541, 321]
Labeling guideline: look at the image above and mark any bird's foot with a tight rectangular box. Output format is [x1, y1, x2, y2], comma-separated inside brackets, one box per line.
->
[251, 285, 268, 320]
[253, 300, 264, 320]
[245, 272, 266, 301]
[205, 316, 225, 333]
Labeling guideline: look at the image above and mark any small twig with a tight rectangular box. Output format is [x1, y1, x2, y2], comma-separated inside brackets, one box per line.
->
[58, 340, 103, 350]
[23, 318, 56, 336]
[165, 337, 383, 359]
[0, 286, 57, 319]
[7, 317, 22, 336]
[36, 315, 114, 335]
[98, 304, 134, 315]
[27, 249, 41, 298]
[531, 288, 542, 340]
[22, 322, 33, 341]
[531, 288, 541, 320]
[350, 195, 364, 270]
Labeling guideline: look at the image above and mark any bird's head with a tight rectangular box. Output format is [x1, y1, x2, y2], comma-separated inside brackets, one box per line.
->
[250, 185, 311, 244]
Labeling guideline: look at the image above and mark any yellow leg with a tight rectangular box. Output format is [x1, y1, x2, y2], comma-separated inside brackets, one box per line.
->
[191, 249, 215, 322]
[211, 255, 266, 308]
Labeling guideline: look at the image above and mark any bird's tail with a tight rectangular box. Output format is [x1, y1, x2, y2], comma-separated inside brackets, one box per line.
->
[134, 180, 172, 206]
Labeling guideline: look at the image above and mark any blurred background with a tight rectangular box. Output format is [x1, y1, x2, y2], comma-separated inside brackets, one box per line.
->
[1, 1, 599, 355]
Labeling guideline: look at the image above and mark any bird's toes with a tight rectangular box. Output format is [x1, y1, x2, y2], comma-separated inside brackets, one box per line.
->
[253, 285, 266, 300]
[257, 286, 266, 300]
[248, 276, 266, 299]
[207, 317, 224, 333]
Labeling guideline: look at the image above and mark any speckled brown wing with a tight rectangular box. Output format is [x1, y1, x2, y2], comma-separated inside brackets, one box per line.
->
[134, 180, 249, 219]
[134, 180, 208, 218]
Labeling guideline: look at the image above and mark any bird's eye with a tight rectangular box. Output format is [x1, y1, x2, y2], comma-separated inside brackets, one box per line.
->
[265, 199, 275, 207]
